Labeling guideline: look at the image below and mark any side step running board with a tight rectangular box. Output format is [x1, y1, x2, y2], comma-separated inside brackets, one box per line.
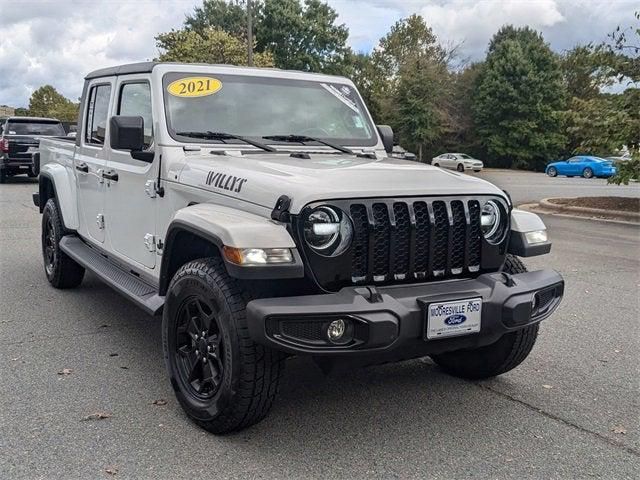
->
[59, 236, 164, 315]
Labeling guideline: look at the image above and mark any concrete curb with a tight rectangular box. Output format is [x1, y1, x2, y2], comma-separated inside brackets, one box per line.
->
[539, 198, 640, 221]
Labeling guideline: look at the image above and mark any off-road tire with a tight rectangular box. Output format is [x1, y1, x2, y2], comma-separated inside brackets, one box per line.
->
[582, 167, 594, 179]
[547, 167, 557, 177]
[41, 198, 85, 288]
[163, 257, 284, 434]
[457, 163, 465, 172]
[431, 255, 539, 379]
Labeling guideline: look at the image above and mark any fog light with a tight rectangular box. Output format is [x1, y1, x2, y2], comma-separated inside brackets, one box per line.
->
[327, 319, 346, 342]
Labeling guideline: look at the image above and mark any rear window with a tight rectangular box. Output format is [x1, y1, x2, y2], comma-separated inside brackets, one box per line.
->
[6, 120, 65, 136]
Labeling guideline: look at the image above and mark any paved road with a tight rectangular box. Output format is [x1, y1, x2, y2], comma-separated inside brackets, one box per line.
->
[1, 176, 639, 479]
[473, 169, 640, 206]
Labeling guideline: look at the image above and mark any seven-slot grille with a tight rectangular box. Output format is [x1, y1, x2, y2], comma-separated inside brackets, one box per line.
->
[349, 199, 482, 283]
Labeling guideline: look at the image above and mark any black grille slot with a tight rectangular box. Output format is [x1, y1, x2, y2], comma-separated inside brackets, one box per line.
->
[450, 201, 466, 272]
[350, 204, 369, 278]
[432, 201, 449, 274]
[392, 203, 410, 276]
[342, 198, 486, 284]
[413, 202, 430, 274]
[372, 203, 391, 277]
[468, 200, 481, 268]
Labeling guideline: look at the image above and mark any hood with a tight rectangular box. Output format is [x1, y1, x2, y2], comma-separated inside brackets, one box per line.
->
[177, 151, 506, 213]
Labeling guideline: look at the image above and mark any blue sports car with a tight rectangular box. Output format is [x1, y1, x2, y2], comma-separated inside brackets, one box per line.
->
[545, 156, 617, 179]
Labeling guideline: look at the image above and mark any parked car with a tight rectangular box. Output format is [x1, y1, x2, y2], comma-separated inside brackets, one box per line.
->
[432, 153, 483, 172]
[34, 62, 563, 434]
[0, 116, 65, 182]
[545, 156, 616, 179]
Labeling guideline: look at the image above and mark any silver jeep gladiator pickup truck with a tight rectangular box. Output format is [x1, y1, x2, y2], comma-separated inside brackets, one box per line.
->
[34, 62, 564, 434]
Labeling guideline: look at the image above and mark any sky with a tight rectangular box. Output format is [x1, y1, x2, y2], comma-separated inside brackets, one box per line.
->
[0, 0, 636, 107]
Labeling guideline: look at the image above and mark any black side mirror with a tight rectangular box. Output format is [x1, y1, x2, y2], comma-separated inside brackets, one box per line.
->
[377, 125, 394, 154]
[110, 116, 154, 162]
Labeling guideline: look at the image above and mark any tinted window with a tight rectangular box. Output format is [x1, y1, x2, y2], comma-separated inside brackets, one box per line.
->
[118, 83, 153, 148]
[568, 157, 582, 163]
[459, 154, 472, 159]
[85, 84, 111, 145]
[6, 120, 65, 136]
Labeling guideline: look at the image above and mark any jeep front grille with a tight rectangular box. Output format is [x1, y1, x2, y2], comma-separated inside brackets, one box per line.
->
[349, 199, 482, 283]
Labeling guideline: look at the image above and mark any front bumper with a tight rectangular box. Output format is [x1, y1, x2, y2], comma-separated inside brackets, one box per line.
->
[247, 269, 564, 359]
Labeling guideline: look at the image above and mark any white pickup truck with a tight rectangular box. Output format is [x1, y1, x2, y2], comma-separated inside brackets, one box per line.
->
[34, 62, 564, 434]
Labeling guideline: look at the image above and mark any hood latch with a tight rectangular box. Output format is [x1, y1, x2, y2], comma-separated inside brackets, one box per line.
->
[271, 195, 292, 223]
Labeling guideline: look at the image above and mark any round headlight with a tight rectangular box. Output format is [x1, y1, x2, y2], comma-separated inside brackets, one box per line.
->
[481, 200, 504, 243]
[303, 206, 353, 256]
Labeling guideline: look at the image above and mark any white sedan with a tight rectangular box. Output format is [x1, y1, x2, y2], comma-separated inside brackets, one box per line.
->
[432, 153, 483, 172]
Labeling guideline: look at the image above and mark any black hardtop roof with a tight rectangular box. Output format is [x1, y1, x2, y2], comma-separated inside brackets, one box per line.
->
[5, 116, 61, 122]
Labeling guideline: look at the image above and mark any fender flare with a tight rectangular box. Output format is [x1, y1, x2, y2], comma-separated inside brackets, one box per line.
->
[39, 164, 78, 231]
[158, 204, 303, 294]
[508, 209, 551, 257]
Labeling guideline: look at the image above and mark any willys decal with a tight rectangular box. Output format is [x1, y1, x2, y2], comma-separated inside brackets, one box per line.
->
[205, 171, 248, 193]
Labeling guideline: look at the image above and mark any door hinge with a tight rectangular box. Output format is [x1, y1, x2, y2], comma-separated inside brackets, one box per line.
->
[96, 214, 105, 230]
[144, 180, 157, 198]
[144, 233, 156, 252]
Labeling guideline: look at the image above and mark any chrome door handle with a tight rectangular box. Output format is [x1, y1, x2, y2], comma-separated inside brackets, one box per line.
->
[75, 163, 88, 173]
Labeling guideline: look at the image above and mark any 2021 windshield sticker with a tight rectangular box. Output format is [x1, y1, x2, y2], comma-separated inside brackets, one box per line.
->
[167, 77, 222, 98]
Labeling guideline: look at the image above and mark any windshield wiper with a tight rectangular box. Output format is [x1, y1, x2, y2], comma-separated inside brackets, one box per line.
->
[262, 134, 355, 155]
[176, 131, 276, 152]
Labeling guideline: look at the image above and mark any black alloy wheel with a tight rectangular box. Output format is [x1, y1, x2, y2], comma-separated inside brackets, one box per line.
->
[457, 163, 465, 172]
[43, 214, 57, 277]
[174, 296, 225, 399]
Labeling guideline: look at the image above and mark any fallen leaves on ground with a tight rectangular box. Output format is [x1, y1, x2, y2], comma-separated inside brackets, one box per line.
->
[105, 467, 118, 475]
[57, 368, 73, 376]
[81, 412, 111, 421]
[542, 384, 553, 389]
[612, 426, 627, 435]
[109, 353, 118, 357]
[152, 399, 168, 406]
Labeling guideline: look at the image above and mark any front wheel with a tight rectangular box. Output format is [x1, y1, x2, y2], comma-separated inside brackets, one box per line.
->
[163, 257, 284, 434]
[431, 255, 539, 379]
[547, 167, 557, 177]
[0, 169, 7, 183]
[582, 167, 594, 179]
[457, 163, 465, 172]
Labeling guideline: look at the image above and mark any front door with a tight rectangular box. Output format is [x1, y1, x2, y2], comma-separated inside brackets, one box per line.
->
[76, 80, 114, 244]
[104, 78, 157, 269]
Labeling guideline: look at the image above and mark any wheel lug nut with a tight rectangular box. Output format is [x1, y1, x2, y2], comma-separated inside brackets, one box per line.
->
[202, 357, 207, 363]
[207, 346, 211, 352]
[195, 349, 199, 355]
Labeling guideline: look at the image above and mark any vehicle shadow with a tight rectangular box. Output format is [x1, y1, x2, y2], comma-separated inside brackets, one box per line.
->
[0, 176, 38, 184]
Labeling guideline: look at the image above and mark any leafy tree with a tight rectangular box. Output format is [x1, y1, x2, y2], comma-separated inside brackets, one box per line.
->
[27, 85, 79, 122]
[156, 28, 273, 66]
[185, 0, 249, 39]
[13, 107, 29, 116]
[561, 45, 608, 100]
[256, 0, 351, 73]
[473, 26, 567, 170]
[393, 56, 452, 160]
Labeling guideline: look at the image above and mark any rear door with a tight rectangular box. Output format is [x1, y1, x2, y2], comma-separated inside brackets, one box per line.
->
[75, 79, 114, 244]
[104, 78, 157, 269]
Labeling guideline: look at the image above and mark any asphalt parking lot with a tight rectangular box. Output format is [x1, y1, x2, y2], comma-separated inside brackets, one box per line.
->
[1, 171, 639, 479]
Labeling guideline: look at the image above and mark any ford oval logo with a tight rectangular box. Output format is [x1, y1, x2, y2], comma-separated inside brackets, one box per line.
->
[444, 314, 467, 326]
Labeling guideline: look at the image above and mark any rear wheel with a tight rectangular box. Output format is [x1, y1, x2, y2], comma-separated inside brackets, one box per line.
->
[547, 167, 557, 177]
[163, 257, 284, 434]
[582, 167, 594, 179]
[41, 198, 85, 288]
[433, 163, 440, 167]
[457, 163, 465, 172]
[431, 255, 540, 379]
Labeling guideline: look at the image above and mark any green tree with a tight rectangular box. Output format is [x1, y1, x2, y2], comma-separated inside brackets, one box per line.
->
[256, 0, 351, 73]
[185, 0, 249, 39]
[156, 28, 273, 66]
[13, 107, 29, 116]
[27, 85, 78, 122]
[473, 26, 567, 170]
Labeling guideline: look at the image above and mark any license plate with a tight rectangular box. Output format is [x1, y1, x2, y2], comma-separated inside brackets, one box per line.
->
[426, 297, 482, 340]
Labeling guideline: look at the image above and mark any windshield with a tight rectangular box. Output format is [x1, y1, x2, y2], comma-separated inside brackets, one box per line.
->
[459, 154, 472, 159]
[6, 120, 65, 136]
[163, 73, 376, 147]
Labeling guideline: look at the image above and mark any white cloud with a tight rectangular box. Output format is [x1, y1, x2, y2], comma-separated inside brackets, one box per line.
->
[0, 0, 636, 108]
